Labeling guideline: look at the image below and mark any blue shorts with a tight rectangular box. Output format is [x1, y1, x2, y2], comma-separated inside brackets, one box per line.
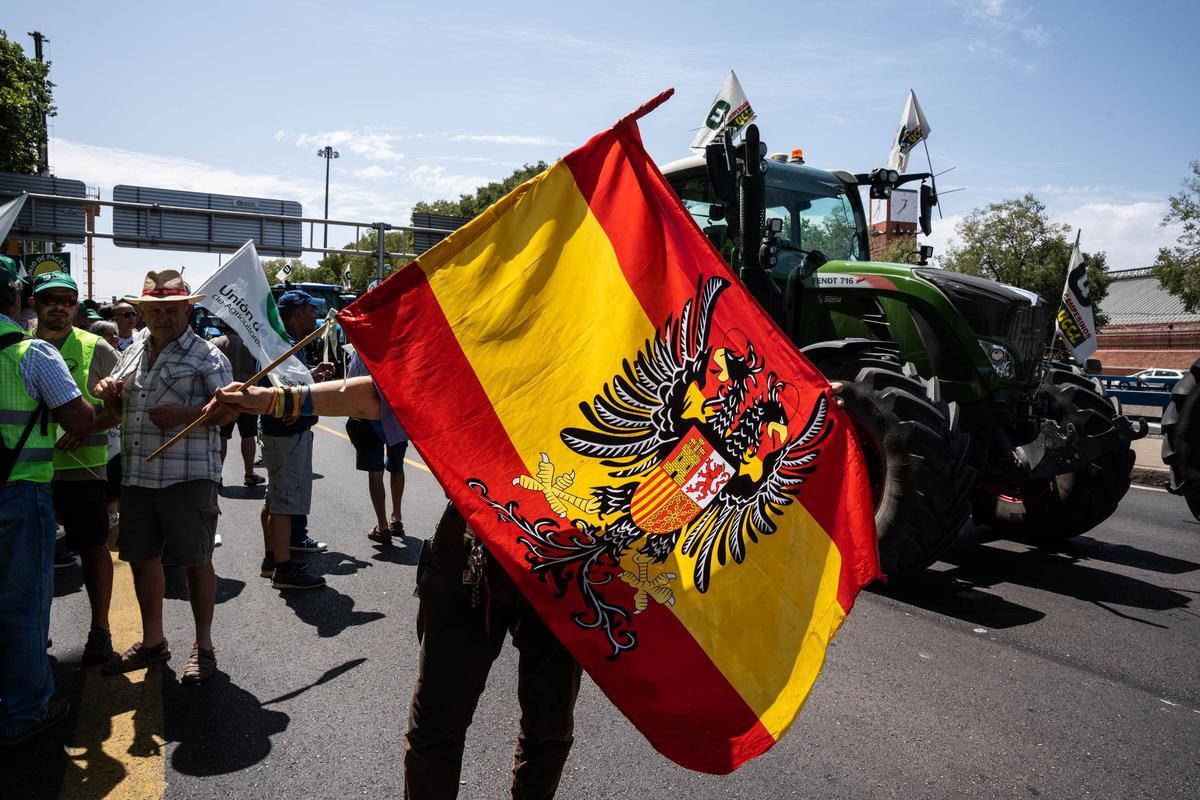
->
[345, 417, 408, 474]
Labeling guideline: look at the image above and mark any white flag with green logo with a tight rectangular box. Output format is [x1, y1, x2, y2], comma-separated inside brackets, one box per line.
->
[1056, 232, 1097, 360]
[690, 70, 757, 153]
[887, 89, 931, 172]
[195, 241, 312, 387]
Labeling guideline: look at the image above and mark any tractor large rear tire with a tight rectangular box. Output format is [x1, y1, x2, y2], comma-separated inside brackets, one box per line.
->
[1162, 357, 1200, 521]
[817, 352, 975, 579]
[975, 365, 1136, 542]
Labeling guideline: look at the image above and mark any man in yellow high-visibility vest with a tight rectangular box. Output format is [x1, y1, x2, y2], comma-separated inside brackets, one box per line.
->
[32, 271, 122, 666]
[0, 257, 98, 747]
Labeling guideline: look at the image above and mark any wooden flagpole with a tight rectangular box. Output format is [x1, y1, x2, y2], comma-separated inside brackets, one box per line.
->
[145, 320, 331, 462]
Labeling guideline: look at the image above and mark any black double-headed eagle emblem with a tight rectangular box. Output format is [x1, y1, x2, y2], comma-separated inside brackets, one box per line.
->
[469, 276, 832, 658]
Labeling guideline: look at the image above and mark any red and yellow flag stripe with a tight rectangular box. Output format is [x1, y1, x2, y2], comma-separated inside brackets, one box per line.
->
[340, 90, 879, 773]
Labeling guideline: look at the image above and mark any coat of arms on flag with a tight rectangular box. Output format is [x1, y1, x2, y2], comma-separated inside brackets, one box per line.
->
[340, 89, 879, 774]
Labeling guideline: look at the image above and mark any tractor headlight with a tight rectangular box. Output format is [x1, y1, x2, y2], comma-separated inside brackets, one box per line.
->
[979, 340, 1016, 380]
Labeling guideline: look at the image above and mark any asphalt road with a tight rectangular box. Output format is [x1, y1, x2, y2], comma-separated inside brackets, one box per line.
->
[7, 426, 1199, 800]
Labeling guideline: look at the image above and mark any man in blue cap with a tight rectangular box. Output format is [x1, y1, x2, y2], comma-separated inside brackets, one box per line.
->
[0, 257, 98, 746]
[31, 271, 122, 666]
[259, 290, 334, 590]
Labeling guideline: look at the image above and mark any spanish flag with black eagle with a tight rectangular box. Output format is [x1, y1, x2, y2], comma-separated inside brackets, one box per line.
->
[339, 90, 880, 773]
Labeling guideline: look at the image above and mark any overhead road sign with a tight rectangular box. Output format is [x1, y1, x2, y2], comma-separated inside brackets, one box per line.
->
[0, 173, 88, 243]
[411, 212, 470, 256]
[112, 185, 303, 257]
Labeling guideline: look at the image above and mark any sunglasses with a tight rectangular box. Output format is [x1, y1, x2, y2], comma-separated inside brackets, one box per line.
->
[37, 294, 79, 307]
[116, 311, 138, 318]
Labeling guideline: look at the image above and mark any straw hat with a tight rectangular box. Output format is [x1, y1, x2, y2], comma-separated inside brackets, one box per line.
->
[134, 269, 204, 303]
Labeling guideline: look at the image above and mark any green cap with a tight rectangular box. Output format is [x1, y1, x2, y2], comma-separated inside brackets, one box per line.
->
[32, 270, 78, 295]
[86, 309, 103, 320]
[0, 255, 18, 285]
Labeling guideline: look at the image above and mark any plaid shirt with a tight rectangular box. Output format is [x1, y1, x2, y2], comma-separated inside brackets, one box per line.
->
[0, 314, 81, 409]
[115, 326, 232, 488]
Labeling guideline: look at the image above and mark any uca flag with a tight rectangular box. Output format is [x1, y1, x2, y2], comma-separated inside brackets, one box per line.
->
[886, 89, 931, 172]
[193, 241, 312, 387]
[690, 71, 757, 153]
[1057, 232, 1097, 360]
[340, 90, 880, 774]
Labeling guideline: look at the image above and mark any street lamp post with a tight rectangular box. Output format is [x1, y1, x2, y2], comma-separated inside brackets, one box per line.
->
[316, 146, 339, 249]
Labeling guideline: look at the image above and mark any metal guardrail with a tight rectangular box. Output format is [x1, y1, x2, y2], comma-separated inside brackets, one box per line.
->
[1093, 374, 1174, 416]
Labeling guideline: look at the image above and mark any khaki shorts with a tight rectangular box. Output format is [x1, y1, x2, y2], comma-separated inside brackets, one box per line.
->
[118, 480, 220, 565]
[261, 430, 314, 516]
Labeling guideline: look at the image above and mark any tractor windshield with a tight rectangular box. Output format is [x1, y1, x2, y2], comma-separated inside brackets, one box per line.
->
[674, 166, 866, 265]
[764, 168, 865, 262]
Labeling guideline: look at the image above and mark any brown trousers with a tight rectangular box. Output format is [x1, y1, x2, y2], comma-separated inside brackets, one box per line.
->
[404, 504, 582, 800]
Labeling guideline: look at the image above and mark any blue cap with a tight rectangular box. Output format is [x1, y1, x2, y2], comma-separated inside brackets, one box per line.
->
[277, 290, 314, 311]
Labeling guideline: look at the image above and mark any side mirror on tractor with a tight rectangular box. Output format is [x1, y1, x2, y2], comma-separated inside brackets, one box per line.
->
[920, 183, 937, 237]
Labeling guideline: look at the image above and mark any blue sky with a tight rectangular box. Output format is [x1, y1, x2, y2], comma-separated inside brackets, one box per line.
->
[6, 0, 1198, 298]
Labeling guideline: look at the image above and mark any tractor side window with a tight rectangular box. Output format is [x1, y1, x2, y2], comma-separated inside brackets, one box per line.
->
[672, 176, 732, 258]
[795, 196, 859, 262]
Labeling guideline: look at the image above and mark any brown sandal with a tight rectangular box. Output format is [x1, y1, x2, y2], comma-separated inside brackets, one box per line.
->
[367, 526, 392, 545]
[181, 645, 217, 685]
[101, 639, 170, 675]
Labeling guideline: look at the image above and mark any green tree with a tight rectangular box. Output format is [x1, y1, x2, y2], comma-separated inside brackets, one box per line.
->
[411, 162, 548, 218]
[0, 31, 56, 174]
[939, 193, 1112, 322]
[1152, 160, 1200, 312]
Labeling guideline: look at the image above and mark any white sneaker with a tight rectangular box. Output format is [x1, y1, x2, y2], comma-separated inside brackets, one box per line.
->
[214, 532, 223, 547]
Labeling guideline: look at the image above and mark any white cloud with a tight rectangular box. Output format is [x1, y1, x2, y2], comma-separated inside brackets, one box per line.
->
[295, 130, 407, 163]
[353, 165, 398, 180]
[406, 164, 492, 199]
[1022, 24, 1050, 46]
[447, 133, 568, 147]
[272, 129, 287, 142]
[924, 195, 1179, 269]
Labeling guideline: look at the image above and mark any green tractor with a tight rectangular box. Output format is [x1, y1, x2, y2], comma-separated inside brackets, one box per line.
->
[660, 126, 1147, 578]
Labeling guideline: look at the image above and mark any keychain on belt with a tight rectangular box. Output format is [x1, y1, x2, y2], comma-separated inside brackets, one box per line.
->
[463, 539, 487, 609]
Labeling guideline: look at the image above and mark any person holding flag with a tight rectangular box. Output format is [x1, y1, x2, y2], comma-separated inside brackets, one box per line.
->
[207, 89, 878, 793]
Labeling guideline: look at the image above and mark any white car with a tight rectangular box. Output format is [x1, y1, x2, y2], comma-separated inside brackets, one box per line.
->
[1132, 369, 1185, 381]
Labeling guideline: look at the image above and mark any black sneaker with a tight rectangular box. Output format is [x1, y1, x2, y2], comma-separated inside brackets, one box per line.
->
[260, 555, 305, 577]
[81, 627, 114, 666]
[290, 537, 327, 553]
[271, 562, 326, 590]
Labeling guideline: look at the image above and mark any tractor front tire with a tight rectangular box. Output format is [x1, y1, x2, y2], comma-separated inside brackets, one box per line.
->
[976, 365, 1136, 542]
[1162, 357, 1200, 521]
[820, 355, 975, 579]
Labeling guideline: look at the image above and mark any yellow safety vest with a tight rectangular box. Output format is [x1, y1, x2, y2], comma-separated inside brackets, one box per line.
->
[51, 329, 109, 471]
[0, 318, 56, 483]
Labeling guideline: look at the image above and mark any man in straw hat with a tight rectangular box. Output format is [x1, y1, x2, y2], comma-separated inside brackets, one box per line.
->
[93, 269, 235, 685]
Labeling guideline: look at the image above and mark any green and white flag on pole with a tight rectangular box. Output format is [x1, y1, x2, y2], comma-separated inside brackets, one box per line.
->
[886, 89, 931, 173]
[194, 240, 312, 387]
[1056, 231, 1097, 361]
[690, 70, 757, 153]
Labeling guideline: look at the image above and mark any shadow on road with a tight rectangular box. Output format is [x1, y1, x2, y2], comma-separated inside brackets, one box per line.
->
[54, 566, 84, 598]
[260, 657, 367, 706]
[218, 484, 266, 501]
[370, 535, 423, 566]
[1057, 535, 1200, 575]
[163, 665, 290, 777]
[871, 572, 1046, 629]
[280, 585, 385, 637]
[310, 549, 373, 577]
[161, 567, 246, 605]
